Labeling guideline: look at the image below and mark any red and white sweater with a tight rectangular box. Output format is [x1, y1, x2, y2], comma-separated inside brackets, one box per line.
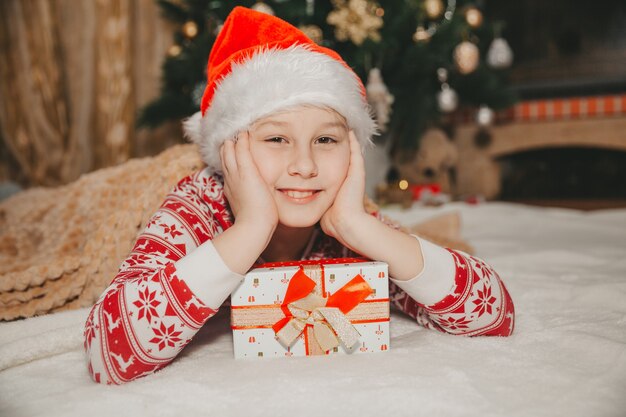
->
[84, 168, 515, 384]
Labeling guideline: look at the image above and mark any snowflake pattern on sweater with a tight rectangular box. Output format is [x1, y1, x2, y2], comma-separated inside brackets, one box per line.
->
[84, 168, 515, 384]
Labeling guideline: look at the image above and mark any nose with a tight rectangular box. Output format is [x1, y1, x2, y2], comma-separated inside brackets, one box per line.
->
[287, 145, 318, 178]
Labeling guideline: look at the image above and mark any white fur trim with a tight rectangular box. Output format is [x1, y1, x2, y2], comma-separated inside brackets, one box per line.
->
[183, 45, 377, 172]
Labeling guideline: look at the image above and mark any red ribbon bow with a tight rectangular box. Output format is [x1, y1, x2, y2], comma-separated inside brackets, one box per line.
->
[271, 265, 373, 351]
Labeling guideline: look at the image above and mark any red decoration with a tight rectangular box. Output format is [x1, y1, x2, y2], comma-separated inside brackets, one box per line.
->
[410, 183, 441, 201]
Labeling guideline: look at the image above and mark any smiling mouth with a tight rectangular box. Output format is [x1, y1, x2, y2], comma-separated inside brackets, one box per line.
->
[278, 189, 321, 202]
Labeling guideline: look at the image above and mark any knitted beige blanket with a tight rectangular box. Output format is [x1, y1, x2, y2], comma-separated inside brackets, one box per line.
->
[0, 144, 471, 321]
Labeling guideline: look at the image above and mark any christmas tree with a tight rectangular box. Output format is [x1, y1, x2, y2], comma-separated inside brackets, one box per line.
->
[139, 0, 517, 157]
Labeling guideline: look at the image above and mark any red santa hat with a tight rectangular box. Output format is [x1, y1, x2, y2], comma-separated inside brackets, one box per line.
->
[184, 6, 376, 173]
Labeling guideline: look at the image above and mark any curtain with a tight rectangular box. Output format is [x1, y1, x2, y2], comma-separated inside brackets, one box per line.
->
[0, 0, 179, 187]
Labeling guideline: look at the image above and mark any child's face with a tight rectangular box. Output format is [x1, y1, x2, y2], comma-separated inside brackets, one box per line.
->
[248, 106, 351, 228]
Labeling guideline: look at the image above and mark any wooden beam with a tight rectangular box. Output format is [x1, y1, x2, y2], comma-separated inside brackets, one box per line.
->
[457, 117, 626, 158]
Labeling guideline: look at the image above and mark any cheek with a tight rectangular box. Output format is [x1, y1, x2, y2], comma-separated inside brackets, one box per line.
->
[320, 148, 350, 188]
[249, 144, 280, 185]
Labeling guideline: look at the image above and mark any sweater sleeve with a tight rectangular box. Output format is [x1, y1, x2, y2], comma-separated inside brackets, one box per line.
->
[83, 171, 243, 384]
[371, 211, 515, 336]
[389, 238, 515, 336]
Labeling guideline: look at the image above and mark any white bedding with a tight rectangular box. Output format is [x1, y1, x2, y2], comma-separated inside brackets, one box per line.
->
[1, 202, 625, 417]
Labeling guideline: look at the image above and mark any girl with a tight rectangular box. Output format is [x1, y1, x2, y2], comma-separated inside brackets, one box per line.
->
[84, 6, 514, 385]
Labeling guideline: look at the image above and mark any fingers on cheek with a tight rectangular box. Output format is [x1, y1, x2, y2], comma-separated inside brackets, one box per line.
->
[224, 183, 236, 204]
[235, 132, 255, 170]
[350, 133, 360, 154]
[220, 145, 227, 173]
[233, 136, 245, 169]
[348, 130, 357, 145]
[222, 140, 238, 173]
[236, 130, 248, 142]
[350, 135, 365, 169]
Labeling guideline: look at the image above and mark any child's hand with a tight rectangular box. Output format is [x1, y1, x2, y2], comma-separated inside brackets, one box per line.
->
[319, 132, 425, 280]
[320, 131, 370, 251]
[220, 131, 278, 235]
[212, 132, 278, 275]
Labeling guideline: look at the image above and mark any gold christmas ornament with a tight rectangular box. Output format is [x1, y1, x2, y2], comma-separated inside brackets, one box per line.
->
[327, 0, 383, 45]
[453, 41, 479, 74]
[413, 25, 430, 42]
[251, 2, 275, 16]
[299, 24, 324, 44]
[465, 7, 483, 28]
[182, 21, 198, 38]
[424, 0, 444, 19]
[167, 44, 182, 57]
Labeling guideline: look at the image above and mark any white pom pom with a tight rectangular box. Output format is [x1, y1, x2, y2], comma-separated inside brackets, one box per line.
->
[182, 111, 204, 145]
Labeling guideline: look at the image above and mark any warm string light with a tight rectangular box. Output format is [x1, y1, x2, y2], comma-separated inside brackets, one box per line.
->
[182, 21, 198, 38]
[465, 6, 483, 28]
[413, 0, 456, 43]
[167, 45, 182, 57]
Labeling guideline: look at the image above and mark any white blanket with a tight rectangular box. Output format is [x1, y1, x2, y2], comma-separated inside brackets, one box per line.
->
[1, 202, 625, 417]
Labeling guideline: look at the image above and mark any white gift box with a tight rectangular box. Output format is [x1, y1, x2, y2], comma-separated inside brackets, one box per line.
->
[231, 259, 390, 359]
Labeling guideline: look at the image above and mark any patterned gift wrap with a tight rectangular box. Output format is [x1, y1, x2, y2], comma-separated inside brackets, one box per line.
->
[231, 259, 390, 359]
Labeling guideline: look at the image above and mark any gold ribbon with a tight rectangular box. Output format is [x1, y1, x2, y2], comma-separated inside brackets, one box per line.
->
[273, 264, 374, 353]
[274, 291, 363, 352]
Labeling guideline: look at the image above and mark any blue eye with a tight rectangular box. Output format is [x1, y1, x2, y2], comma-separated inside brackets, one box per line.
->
[316, 136, 337, 144]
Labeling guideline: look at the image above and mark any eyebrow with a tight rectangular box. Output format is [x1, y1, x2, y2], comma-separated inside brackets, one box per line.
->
[253, 120, 289, 129]
[317, 121, 348, 130]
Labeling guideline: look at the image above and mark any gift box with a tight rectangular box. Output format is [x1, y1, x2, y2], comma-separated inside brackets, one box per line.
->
[230, 258, 390, 359]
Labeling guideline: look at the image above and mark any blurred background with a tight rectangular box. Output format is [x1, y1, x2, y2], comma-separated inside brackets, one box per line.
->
[1, 0, 625, 209]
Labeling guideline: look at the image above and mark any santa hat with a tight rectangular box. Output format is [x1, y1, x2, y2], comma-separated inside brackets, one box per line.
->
[183, 6, 377, 173]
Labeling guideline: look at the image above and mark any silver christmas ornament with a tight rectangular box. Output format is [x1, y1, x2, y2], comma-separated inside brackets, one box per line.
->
[437, 84, 458, 113]
[437, 67, 449, 83]
[306, 0, 315, 16]
[476, 105, 495, 126]
[487, 37, 513, 69]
